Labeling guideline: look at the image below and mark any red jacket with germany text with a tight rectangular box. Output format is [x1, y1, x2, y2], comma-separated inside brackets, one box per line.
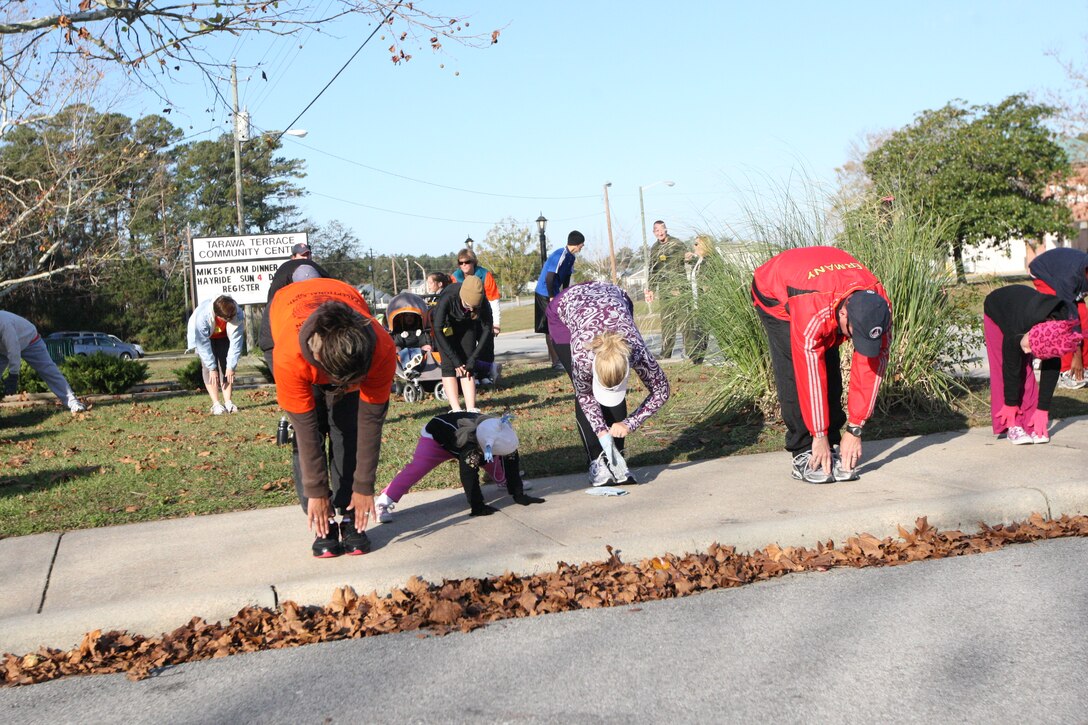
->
[751, 246, 891, 436]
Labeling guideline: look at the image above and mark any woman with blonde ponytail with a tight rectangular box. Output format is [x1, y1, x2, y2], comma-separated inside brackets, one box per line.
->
[546, 282, 671, 486]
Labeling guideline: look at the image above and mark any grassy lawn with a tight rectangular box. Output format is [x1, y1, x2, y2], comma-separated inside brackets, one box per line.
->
[500, 298, 652, 333]
[947, 275, 1033, 316]
[138, 353, 269, 384]
[7, 356, 1088, 539]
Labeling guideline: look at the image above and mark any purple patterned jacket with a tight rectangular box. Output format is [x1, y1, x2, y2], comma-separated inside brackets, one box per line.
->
[549, 282, 671, 435]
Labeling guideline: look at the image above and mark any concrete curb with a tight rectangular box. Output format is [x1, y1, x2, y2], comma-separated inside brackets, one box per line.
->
[2, 482, 1084, 655]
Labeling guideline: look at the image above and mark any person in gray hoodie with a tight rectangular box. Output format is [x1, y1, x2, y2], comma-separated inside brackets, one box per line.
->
[0, 311, 85, 413]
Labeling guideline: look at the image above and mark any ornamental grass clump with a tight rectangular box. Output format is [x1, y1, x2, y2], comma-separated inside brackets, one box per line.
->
[839, 197, 977, 413]
[694, 185, 974, 420]
[692, 185, 827, 417]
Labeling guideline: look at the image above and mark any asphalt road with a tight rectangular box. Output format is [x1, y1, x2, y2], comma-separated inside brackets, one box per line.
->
[4, 537, 1086, 723]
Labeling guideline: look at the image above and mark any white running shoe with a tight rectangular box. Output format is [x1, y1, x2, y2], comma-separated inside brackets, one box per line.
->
[588, 458, 613, 487]
[375, 494, 395, 523]
[69, 399, 86, 413]
[223, 401, 238, 414]
[210, 403, 226, 415]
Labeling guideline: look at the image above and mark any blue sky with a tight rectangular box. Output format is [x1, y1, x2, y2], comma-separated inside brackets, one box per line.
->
[126, 1, 1088, 260]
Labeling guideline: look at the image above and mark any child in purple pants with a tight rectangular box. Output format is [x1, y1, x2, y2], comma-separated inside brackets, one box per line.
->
[374, 412, 544, 522]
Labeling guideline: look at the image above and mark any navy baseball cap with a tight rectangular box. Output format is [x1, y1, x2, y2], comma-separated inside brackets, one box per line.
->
[845, 290, 890, 357]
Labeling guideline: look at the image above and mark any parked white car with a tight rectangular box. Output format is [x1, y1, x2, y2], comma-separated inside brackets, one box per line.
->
[45, 331, 145, 360]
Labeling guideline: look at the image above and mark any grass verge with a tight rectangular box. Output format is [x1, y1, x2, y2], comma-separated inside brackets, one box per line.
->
[6, 361, 1088, 538]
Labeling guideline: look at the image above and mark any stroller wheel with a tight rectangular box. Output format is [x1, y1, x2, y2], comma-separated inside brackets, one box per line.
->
[404, 384, 420, 403]
[434, 384, 448, 402]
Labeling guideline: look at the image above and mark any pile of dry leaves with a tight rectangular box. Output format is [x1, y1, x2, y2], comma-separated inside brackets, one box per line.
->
[4, 513, 1087, 686]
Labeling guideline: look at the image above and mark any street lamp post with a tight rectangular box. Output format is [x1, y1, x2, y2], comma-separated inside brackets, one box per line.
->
[638, 180, 676, 297]
[536, 214, 548, 266]
[603, 182, 617, 284]
[412, 260, 426, 291]
[465, 235, 474, 251]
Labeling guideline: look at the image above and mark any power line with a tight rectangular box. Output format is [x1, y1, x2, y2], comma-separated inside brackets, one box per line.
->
[283, 138, 600, 200]
[270, 2, 402, 149]
[308, 189, 603, 225]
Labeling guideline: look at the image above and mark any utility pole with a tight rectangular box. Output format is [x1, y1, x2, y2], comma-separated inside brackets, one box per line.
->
[231, 59, 260, 350]
[390, 254, 398, 295]
[603, 182, 617, 284]
[231, 60, 245, 237]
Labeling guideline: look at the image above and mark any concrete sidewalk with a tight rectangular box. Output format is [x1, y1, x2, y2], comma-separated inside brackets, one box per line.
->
[3, 417, 1088, 655]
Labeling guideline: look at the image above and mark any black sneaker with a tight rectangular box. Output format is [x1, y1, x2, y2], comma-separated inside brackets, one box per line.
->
[339, 517, 371, 556]
[312, 520, 342, 558]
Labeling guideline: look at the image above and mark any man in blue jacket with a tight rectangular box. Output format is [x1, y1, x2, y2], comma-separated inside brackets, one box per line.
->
[534, 231, 585, 370]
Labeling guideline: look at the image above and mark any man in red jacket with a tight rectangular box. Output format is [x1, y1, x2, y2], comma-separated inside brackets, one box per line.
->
[751, 246, 891, 484]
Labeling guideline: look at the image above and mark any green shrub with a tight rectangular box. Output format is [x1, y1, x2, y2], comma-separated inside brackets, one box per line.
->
[62, 354, 149, 394]
[174, 359, 206, 390]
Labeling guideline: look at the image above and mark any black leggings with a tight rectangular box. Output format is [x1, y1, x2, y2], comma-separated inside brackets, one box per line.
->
[757, 307, 844, 454]
[265, 349, 358, 515]
[554, 343, 628, 465]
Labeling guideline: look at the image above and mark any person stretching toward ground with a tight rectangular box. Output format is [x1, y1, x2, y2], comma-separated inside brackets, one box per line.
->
[186, 295, 245, 414]
[546, 281, 671, 486]
[983, 284, 1082, 445]
[374, 412, 544, 522]
[0, 311, 85, 413]
[751, 246, 892, 484]
[1028, 247, 1088, 389]
[268, 277, 397, 558]
[452, 247, 503, 384]
[431, 275, 493, 412]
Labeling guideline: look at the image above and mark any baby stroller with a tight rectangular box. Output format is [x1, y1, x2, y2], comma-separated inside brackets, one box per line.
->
[385, 292, 453, 403]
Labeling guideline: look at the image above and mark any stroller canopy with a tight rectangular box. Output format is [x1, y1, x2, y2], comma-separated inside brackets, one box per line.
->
[385, 292, 431, 334]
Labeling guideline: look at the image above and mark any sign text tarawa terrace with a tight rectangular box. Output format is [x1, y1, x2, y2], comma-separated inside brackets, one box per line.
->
[191, 232, 307, 306]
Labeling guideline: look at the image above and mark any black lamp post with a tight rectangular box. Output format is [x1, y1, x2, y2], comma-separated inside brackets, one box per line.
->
[536, 213, 548, 265]
[465, 235, 474, 251]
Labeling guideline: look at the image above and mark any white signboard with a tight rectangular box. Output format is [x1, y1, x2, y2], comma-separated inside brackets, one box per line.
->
[191, 232, 307, 306]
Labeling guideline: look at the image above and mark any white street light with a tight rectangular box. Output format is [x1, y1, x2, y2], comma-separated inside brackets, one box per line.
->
[603, 182, 617, 284]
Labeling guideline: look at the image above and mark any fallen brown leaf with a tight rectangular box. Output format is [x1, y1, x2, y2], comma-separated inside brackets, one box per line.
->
[3, 513, 1087, 687]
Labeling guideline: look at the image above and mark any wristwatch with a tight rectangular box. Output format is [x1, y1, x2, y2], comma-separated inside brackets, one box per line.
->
[845, 423, 864, 438]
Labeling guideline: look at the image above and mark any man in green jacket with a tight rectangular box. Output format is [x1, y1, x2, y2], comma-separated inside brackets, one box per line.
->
[646, 220, 689, 359]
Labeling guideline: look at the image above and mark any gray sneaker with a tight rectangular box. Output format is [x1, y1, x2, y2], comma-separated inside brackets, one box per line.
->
[588, 458, 613, 487]
[1058, 371, 1087, 389]
[791, 451, 835, 484]
[832, 456, 860, 482]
